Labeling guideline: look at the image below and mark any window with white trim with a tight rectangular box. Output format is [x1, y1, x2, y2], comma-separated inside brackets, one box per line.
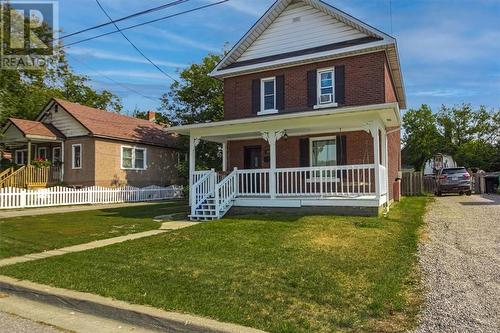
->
[310, 137, 337, 167]
[317, 68, 335, 105]
[38, 147, 48, 159]
[121, 146, 147, 170]
[15, 150, 27, 165]
[72, 144, 82, 169]
[52, 147, 61, 163]
[260, 77, 276, 114]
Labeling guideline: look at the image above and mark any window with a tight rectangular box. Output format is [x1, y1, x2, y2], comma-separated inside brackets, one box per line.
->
[52, 147, 61, 163]
[38, 147, 48, 160]
[72, 144, 82, 169]
[310, 137, 337, 167]
[317, 68, 335, 105]
[15, 150, 27, 165]
[259, 77, 277, 114]
[121, 146, 147, 170]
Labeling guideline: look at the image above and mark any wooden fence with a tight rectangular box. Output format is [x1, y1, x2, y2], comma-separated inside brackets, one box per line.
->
[401, 172, 437, 196]
[0, 185, 183, 209]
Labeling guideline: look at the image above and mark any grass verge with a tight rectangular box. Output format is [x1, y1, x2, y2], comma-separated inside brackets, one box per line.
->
[0, 197, 428, 332]
[0, 201, 187, 258]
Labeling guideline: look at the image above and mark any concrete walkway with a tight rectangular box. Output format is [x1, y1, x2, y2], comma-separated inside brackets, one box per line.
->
[0, 276, 266, 333]
[0, 293, 162, 333]
[0, 201, 180, 219]
[0, 221, 197, 267]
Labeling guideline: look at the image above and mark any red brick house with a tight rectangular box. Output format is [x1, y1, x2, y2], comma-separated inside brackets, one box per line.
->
[168, 0, 405, 220]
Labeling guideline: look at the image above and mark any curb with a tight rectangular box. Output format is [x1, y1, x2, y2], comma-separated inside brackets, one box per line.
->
[0, 276, 266, 333]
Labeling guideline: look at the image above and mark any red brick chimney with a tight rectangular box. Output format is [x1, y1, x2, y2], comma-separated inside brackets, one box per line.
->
[147, 111, 156, 122]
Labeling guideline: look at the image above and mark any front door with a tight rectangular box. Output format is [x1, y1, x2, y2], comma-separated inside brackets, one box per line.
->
[244, 146, 262, 169]
[244, 146, 263, 194]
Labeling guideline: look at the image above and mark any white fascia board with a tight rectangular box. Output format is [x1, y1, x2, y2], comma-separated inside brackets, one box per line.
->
[167, 102, 400, 136]
[210, 40, 392, 78]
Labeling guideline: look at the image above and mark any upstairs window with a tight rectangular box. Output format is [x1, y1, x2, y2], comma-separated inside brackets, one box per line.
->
[121, 147, 147, 170]
[317, 68, 335, 105]
[260, 77, 276, 114]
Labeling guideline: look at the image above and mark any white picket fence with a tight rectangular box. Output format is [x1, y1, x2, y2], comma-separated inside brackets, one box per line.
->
[0, 185, 183, 209]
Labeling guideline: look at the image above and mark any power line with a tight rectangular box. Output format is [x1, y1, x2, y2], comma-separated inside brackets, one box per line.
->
[63, 0, 229, 48]
[56, 0, 191, 41]
[67, 53, 161, 103]
[94, 0, 179, 83]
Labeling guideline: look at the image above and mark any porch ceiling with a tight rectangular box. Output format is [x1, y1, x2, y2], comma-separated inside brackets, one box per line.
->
[167, 103, 399, 142]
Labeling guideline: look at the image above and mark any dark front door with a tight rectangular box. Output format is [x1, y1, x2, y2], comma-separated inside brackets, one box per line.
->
[244, 146, 262, 169]
[243, 146, 263, 194]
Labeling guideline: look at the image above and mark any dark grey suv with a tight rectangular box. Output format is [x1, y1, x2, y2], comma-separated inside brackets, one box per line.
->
[436, 167, 472, 196]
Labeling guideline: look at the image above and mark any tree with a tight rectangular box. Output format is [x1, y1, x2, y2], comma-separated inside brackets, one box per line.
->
[403, 103, 500, 171]
[160, 53, 224, 176]
[0, 5, 121, 123]
[402, 105, 441, 171]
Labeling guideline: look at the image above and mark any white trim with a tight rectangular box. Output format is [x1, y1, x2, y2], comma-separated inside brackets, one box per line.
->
[314, 103, 338, 110]
[71, 144, 82, 170]
[37, 147, 48, 159]
[120, 146, 147, 171]
[257, 109, 279, 116]
[260, 77, 276, 113]
[168, 102, 400, 134]
[15, 149, 27, 165]
[317, 67, 335, 105]
[309, 136, 338, 167]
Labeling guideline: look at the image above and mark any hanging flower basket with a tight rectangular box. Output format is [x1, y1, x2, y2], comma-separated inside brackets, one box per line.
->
[32, 158, 52, 168]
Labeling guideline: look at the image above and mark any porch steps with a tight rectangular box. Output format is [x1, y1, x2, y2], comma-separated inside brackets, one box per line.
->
[189, 198, 234, 221]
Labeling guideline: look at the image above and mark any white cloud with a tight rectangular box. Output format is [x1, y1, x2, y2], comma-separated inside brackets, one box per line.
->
[152, 29, 219, 53]
[66, 47, 187, 68]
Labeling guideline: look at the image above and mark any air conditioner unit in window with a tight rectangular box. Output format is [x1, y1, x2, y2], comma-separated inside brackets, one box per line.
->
[320, 94, 332, 104]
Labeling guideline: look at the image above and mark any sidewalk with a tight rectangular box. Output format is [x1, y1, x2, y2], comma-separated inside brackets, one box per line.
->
[0, 276, 266, 333]
[0, 201, 180, 219]
[0, 221, 196, 267]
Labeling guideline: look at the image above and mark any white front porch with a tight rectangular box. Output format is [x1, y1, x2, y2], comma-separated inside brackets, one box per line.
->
[168, 103, 398, 220]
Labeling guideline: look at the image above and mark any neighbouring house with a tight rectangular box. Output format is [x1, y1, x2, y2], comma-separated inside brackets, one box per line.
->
[423, 153, 458, 175]
[0, 98, 181, 188]
[168, 0, 405, 220]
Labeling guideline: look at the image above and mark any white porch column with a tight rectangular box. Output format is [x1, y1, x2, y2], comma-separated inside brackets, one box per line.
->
[222, 141, 227, 172]
[189, 136, 200, 206]
[27, 140, 32, 165]
[262, 130, 285, 200]
[371, 123, 381, 199]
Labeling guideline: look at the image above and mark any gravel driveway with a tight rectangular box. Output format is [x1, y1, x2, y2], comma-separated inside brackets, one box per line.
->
[416, 194, 500, 332]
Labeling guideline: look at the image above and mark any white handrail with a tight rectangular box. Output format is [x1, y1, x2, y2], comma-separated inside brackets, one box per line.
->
[191, 170, 215, 216]
[214, 169, 238, 218]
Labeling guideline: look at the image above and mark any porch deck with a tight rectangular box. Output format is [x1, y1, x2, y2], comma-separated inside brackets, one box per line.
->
[190, 164, 388, 220]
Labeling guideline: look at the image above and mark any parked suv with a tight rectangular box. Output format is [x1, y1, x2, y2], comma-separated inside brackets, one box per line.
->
[436, 167, 472, 196]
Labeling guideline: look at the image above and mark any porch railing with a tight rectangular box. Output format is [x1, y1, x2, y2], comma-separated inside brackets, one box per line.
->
[191, 169, 216, 215]
[274, 164, 376, 197]
[214, 169, 238, 218]
[0, 166, 62, 188]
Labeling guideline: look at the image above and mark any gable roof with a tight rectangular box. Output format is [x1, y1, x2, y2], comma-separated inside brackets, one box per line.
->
[211, 0, 406, 109]
[39, 99, 178, 148]
[8, 118, 65, 140]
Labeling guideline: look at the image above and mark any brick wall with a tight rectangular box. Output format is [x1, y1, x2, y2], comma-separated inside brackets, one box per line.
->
[384, 60, 398, 103]
[227, 131, 374, 169]
[224, 51, 392, 120]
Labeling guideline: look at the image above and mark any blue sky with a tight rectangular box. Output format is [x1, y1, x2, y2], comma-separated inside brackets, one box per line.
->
[59, 0, 500, 114]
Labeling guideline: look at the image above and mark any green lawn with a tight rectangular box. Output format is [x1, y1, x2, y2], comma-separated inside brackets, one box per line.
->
[0, 201, 188, 259]
[0, 197, 428, 333]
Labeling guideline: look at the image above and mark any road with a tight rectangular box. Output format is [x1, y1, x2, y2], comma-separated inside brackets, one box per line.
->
[416, 194, 500, 332]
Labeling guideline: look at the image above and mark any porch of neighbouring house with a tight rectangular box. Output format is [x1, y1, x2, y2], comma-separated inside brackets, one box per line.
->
[168, 103, 401, 221]
[1, 118, 64, 189]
